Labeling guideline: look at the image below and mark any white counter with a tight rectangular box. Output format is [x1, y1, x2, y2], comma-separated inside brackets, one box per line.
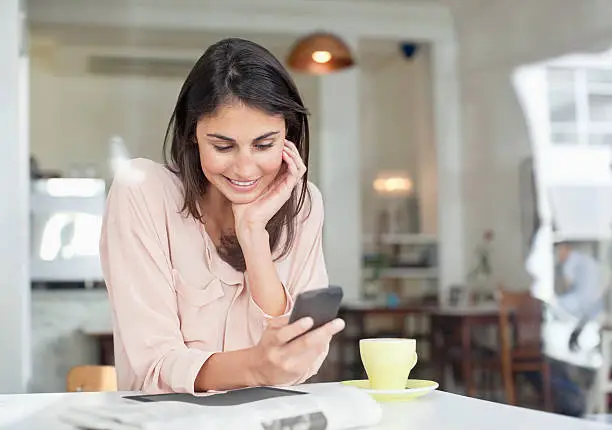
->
[1, 385, 610, 430]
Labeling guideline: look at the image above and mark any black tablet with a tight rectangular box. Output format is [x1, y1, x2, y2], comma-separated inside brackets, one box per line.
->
[124, 386, 306, 407]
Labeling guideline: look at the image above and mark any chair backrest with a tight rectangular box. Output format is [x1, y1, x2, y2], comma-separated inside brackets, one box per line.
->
[66, 365, 118, 392]
[498, 288, 543, 350]
[497, 287, 550, 407]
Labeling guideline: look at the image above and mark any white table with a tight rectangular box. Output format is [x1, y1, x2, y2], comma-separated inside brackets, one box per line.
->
[1, 385, 610, 430]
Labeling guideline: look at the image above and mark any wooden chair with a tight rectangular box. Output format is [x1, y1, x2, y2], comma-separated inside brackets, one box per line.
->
[66, 365, 118, 392]
[498, 289, 553, 410]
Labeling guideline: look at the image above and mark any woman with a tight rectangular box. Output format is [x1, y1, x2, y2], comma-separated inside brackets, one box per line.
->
[99, 38, 345, 394]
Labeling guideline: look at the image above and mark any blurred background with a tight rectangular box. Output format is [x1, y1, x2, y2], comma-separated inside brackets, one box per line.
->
[3, 0, 612, 422]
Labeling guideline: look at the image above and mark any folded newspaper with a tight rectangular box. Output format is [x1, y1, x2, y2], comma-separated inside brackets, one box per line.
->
[58, 384, 382, 430]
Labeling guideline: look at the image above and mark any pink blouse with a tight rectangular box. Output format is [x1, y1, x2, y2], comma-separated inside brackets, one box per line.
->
[99, 158, 329, 394]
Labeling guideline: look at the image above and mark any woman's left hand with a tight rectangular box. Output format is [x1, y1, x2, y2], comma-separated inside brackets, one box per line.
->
[232, 140, 306, 239]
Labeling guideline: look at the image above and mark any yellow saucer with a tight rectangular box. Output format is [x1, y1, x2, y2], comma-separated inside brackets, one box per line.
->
[341, 379, 439, 402]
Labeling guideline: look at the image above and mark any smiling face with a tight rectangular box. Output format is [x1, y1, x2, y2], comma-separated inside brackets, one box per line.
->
[195, 102, 286, 205]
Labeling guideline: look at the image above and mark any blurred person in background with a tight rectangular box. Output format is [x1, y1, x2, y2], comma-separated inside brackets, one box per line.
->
[554, 241, 603, 330]
[542, 241, 604, 416]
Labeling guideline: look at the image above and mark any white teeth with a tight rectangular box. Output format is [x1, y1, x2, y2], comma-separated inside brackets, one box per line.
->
[229, 178, 257, 187]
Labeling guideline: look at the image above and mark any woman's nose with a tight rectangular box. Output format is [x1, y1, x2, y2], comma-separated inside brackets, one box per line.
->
[234, 150, 258, 178]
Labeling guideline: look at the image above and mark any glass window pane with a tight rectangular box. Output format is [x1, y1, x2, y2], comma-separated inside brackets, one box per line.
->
[551, 131, 578, 145]
[547, 67, 576, 88]
[550, 185, 612, 238]
[548, 90, 577, 123]
[588, 93, 612, 122]
[589, 133, 612, 146]
[587, 69, 612, 85]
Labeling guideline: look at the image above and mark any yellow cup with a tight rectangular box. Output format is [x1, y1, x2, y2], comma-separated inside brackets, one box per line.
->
[359, 338, 418, 390]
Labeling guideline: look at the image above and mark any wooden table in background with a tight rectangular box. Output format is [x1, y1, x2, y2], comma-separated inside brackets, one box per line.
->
[429, 305, 500, 397]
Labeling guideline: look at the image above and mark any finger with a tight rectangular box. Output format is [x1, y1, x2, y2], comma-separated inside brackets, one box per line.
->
[284, 139, 299, 153]
[286, 318, 345, 354]
[275, 317, 314, 344]
[270, 152, 298, 200]
[283, 141, 302, 164]
[284, 151, 306, 181]
[282, 148, 300, 179]
[284, 141, 306, 174]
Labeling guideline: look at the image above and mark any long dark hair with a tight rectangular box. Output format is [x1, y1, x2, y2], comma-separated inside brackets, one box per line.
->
[163, 37, 311, 272]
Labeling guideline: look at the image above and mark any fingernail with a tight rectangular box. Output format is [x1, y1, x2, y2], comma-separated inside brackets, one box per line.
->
[300, 317, 314, 328]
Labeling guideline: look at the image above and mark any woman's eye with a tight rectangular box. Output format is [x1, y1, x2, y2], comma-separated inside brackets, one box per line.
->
[214, 145, 233, 152]
[255, 143, 274, 151]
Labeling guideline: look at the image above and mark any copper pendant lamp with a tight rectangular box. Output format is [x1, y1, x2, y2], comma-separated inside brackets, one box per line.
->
[287, 32, 356, 74]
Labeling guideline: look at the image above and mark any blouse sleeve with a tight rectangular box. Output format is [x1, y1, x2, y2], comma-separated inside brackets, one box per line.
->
[99, 162, 214, 394]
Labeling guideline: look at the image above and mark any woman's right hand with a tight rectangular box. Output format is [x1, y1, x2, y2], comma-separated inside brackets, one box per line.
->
[248, 316, 345, 386]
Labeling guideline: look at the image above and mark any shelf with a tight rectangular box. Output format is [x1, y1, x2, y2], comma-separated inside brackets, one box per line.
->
[363, 267, 438, 279]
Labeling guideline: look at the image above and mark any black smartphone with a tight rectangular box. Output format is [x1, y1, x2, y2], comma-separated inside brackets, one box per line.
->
[288, 286, 343, 331]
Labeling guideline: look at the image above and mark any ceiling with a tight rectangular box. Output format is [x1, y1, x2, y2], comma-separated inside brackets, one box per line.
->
[28, 0, 481, 66]
[27, 0, 493, 48]
[316, 0, 491, 10]
[29, 23, 416, 69]
[29, 24, 287, 51]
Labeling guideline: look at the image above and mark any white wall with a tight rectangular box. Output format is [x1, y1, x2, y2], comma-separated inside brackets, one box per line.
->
[294, 73, 321, 186]
[454, 0, 612, 288]
[413, 47, 437, 235]
[0, 0, 31, 393]
[318, 43, 361, 300]
[29, 45, 180, 178]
